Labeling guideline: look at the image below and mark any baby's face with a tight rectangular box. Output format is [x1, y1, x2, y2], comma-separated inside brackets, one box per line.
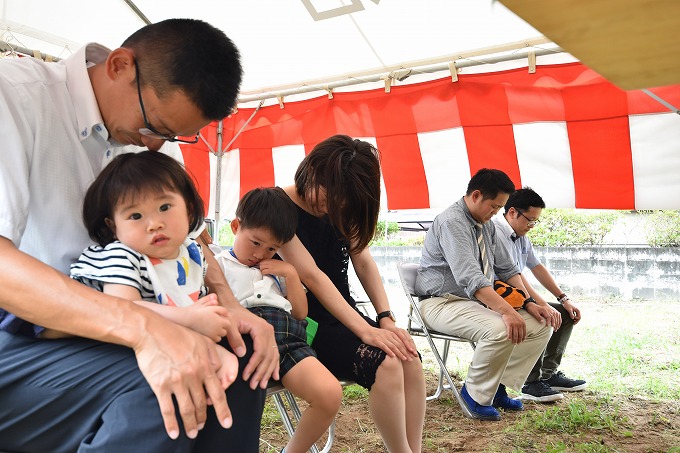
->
[110, 190, 189, 260]
[231, 222, 283, 267]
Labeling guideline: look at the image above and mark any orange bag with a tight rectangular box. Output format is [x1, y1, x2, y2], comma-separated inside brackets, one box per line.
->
[493, 280, 527, 310]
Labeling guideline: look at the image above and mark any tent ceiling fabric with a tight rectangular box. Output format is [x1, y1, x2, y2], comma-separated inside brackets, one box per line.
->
[178, 62, 680, 222]
[3, 0, 680, 219]
[1, 0, 546, 93]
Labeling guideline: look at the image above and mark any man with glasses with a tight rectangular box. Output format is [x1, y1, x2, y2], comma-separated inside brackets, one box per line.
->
[493, 187, 586, 403]
[0, 18, 277, 452]
[416, 169, 556, 421]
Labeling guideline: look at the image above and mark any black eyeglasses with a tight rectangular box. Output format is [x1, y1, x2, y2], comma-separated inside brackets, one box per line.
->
[517, 210, 540, 227]
[134, 59, 200, 144]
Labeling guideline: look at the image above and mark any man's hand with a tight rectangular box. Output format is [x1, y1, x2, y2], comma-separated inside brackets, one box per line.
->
[525, 302, 560, 330]
[501, 309, 527, 344]
[133, 319, 236, 439]
[230, 308, 280, 389]
[562, 299, 582, 325]
[548, 304, 562, 330]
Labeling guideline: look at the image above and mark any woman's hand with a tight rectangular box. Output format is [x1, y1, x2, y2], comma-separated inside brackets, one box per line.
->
[359, 325, 413, 361]
[380, 322, 419, 358]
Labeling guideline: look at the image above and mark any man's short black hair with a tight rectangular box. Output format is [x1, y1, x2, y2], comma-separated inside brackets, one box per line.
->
[122, 18, 242, 121]
[504, 187, 546, 214]
[466, 168, 516, 199]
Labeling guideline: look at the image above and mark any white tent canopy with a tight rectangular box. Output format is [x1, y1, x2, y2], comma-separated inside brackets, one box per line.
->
[3, 0, 679, 224]
[1, 0, 555, 96]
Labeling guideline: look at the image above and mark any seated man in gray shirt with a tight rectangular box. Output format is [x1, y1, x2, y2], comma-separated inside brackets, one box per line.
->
[493, 187, 586, 403]
[415, 169, 557, 421]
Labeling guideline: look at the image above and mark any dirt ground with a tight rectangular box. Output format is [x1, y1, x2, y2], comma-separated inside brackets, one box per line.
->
[260, 299, 680, 452]
[261, 371, 680, 452]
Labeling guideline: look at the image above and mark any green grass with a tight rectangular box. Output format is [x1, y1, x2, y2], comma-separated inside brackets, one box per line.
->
[342, 384, 369, 400]
[576, 327, 680, 400]
[511, 398, 627, 435]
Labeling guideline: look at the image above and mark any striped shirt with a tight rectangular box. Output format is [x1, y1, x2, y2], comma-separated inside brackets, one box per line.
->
[415, 197, 519, 300]
[70, 239, 208, 303]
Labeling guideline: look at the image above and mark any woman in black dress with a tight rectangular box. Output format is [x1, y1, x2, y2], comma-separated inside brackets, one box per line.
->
[278, 135, 426, 453]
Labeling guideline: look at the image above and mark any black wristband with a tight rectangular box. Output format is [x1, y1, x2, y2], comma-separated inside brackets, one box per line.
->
[522, 297, 537, 308]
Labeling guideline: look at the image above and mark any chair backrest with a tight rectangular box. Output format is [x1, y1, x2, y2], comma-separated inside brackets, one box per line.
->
[397, 262, 425, 335]
[397, 261, 419, 297]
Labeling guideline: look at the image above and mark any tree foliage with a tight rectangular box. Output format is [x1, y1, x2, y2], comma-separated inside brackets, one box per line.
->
[529, 209, 622, 246]
[643, 210, 680, 247]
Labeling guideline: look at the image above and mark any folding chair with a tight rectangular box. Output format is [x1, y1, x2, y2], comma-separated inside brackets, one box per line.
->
[396, 262, 476, 418]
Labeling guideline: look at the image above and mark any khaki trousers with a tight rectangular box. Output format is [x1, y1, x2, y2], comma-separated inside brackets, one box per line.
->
[420, 295, 552, 406]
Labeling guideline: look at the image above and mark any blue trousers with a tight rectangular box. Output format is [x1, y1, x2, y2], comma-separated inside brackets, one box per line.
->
[0, 332, 265, 452]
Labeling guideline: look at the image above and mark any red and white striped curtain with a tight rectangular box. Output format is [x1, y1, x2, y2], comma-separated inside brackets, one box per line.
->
[179, 62, 680, 220]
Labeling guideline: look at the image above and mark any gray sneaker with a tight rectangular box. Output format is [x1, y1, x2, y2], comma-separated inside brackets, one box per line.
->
[521, 380, 564, 403]
[544, 371, 587, 392]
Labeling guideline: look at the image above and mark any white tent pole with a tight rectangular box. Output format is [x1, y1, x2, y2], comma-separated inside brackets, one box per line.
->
[641, 89, 680, 115]
[0, 39, 60, 61]
[214, 120, 224, 235]
[121, 0, 152, 25]
[211, 101, 264, 237]
[241, 37, 553, 96]
[244, 48, 565, 103]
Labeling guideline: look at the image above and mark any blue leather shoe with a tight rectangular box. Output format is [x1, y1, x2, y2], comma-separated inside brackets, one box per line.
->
[493, 384, 524, 411]
[461, 384, 501, 421]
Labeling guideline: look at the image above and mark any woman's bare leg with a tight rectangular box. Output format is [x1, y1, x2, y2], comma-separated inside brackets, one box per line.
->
[368, 355, 413, 453]
[402, 358, 426, 453]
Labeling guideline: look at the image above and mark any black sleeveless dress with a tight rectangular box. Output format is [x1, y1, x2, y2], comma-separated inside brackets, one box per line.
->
[292, 202, 387, 390]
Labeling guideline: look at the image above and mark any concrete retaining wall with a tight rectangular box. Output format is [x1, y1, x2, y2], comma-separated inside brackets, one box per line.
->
[367, 246, 680, 300]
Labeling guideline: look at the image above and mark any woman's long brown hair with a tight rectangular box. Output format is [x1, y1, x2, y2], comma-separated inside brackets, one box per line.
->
[295, 135, 381, 252]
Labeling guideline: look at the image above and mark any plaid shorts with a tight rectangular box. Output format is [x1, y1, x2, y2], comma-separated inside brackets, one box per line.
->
[248, 306, 316, 377]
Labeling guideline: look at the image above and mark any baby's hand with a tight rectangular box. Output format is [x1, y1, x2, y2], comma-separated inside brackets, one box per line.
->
[184, 295, 232, 342]
[206, 344, 239, 408]
[212, 344, 239, 391]
[258, 259, 295, 278]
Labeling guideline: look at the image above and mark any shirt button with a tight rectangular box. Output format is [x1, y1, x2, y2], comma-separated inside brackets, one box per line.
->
[95, 125, 102, 132]
[256, 294, 262, 298]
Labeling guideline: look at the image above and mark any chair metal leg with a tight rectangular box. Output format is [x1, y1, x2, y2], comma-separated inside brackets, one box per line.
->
[427, 339, 452, 401]
[272, 392, 297, 439]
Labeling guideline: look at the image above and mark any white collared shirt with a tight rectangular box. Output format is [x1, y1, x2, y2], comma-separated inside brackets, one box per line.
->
[492, 213, 541, 274]
[213, 251, 293, 313]
[0, 43, 142, 274]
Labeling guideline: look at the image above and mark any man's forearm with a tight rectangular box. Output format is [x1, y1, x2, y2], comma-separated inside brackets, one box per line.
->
[474, 285, 516, 315]
[519, 273, 548, 305]
[0, 237, 158, 348]
[197, 235, 244, 311]
[531, 265, 563, 297]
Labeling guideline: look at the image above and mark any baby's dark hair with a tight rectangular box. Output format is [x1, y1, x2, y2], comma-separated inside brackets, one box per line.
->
[83, 151, 205, 245]
[235, 187, 297, 244]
